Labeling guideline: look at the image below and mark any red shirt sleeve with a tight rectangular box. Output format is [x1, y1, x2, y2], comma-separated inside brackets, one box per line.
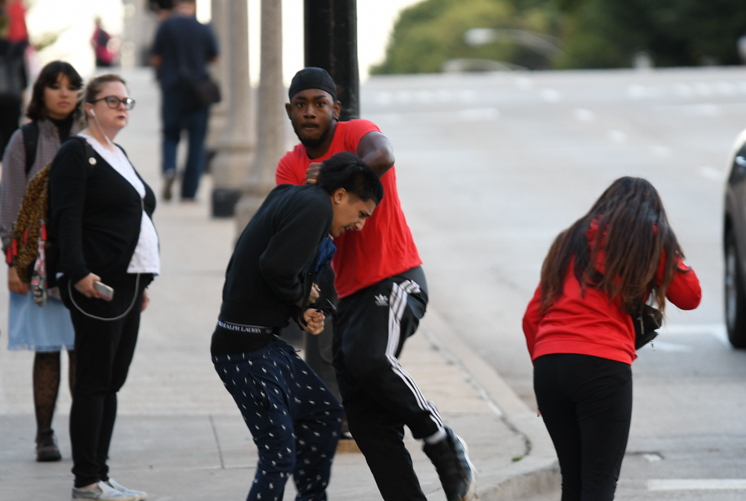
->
[522, 284, 543, 360]
[343, 119, 381, 153]
[276, 150, 304, 186]
[655, 252, 702, 310]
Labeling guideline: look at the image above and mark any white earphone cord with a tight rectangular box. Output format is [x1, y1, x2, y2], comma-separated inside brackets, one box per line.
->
[90, 108, 116, 149]
[68, 273, 141, 322]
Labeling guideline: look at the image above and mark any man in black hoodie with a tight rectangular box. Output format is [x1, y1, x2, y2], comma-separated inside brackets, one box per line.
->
[211, 152, 383, 501]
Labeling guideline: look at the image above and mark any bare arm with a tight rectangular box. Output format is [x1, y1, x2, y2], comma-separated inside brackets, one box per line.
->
[356, 131, 395, 177]
[305, 131, 395, 184]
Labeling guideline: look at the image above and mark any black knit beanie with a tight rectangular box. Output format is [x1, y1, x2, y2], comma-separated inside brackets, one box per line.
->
[288, 67, 337, 101]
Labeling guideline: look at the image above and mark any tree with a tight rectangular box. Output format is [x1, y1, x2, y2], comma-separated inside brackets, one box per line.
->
[556, 0, 746, 68]
[372, 0, 746, 74]
[370, 0, 558, 74]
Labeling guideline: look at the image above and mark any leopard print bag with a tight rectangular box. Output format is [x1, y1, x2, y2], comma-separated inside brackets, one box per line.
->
[10, 162, 52, 284]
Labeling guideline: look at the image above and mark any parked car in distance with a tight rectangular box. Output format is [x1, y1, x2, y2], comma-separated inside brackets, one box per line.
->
[723, 128, 746, 347]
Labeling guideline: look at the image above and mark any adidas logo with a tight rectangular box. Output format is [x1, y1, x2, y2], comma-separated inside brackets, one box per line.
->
[374, 294, 388, 307]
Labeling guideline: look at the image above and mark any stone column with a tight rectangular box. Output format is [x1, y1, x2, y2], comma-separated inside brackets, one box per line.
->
[120, 0, 158, 68]
[205, 0, 229, 174]
[234, 0, 284, 232]
[210, 0, 254, 217]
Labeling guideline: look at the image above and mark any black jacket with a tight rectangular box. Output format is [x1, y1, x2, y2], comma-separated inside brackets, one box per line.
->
[219, 184, 333, 328]
[49, 137, 156, 285]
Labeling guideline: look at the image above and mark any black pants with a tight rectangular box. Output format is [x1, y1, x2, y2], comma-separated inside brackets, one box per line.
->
[61, 274, 150, 488]
[213, 337, 343, 501]
[334, 266, 442, 501]
[534, 353, 632, 501]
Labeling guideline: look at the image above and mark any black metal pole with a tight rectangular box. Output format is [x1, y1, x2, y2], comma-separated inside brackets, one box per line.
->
[304, 0, 359, 120]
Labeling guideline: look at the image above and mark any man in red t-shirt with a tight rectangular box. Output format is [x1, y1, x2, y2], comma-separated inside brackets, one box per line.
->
[276, 67, 476, 501]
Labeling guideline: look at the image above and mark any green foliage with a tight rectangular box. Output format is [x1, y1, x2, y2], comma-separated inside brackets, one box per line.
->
[370, 0, 559, 75]
[556, 0, 746, 68]
[372, 0, 746, 73]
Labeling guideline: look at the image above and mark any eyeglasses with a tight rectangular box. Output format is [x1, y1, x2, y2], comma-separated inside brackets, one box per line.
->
[91, 96, 136, 110]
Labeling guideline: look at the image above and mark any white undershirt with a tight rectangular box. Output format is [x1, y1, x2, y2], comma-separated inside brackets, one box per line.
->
[80, 134, 160, 275]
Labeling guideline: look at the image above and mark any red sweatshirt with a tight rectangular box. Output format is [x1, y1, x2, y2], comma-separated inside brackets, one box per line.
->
[522, 220, 701, 365]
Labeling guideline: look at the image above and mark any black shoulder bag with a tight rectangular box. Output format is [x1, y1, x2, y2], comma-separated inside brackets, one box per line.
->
[632, 304, 663, 349]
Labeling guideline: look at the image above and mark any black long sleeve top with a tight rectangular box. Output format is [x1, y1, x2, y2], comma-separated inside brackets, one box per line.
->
[212, 184, 332, 354]
[48, 137, 156, 285]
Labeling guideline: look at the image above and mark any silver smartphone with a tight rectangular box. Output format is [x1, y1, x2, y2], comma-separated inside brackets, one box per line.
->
[93, 281, 114, 301]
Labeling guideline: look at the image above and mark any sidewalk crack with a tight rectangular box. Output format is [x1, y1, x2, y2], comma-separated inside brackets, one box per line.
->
[209, 415, 226, 469]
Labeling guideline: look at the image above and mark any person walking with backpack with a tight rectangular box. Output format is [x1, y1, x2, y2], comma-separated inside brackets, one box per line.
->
[522, 177, 702, 501]
[49, 73, 158, 501]
[0, 60, 83, 462]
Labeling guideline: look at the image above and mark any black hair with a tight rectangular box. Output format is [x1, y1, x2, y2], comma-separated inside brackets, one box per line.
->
[26, 61, 84, 121]
[317, 152, 384, 205]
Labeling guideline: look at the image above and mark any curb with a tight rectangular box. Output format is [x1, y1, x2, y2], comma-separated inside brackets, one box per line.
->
[420, 309, 561, 501]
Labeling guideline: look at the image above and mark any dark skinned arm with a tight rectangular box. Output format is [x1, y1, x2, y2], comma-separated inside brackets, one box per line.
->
[305, 131, 395, 184]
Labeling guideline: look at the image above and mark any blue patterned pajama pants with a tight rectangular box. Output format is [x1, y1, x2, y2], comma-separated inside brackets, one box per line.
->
[213, 336, 344, 501]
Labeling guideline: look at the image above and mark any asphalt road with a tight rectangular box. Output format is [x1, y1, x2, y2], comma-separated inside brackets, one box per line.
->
[359, 67, 746, 499]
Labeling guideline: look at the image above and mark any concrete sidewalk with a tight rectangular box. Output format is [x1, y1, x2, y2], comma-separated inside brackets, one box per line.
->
[0, 68, 559, 500]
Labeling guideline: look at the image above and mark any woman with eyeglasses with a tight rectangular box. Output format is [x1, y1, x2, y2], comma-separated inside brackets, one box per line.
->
[0, 60, 82, 463]
[49, 73, 158, 501]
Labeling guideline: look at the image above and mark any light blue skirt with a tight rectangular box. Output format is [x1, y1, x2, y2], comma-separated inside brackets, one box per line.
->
[7, 291, 75, 352]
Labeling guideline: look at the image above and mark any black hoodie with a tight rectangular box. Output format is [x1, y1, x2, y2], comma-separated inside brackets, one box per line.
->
[211, 184, 332, 355]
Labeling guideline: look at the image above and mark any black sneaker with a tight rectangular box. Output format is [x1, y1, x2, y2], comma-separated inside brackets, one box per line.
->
[423, 428, 477, 501]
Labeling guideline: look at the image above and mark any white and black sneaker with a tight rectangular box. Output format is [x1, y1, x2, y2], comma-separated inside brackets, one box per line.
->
[423, 427, 477, 501]
[107, 478, 147, 501]
[71, 481, 137, 501]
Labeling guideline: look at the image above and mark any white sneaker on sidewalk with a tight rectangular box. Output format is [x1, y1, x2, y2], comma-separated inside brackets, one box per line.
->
[71, 481, 137, 501]
[107, 478, 147, 501]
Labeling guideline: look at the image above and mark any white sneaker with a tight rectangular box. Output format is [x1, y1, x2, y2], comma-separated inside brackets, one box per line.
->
[107, 479, 147, 501]
[71, 481, 137, 501]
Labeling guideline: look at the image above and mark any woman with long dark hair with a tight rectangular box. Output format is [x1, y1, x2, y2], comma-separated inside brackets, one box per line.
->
[0, 60, 83, 462]
[523, 176, 701, 501]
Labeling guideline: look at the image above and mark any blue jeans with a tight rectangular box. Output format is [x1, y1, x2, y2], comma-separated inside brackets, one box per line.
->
[160, 86, 209, 199]
[213, 337, 343, 501]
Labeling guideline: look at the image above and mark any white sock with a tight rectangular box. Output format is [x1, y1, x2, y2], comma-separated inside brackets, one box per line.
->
[423, 427, 447, 445]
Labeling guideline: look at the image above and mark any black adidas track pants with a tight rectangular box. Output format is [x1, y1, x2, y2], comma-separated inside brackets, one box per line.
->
[334, 266, 442, 501]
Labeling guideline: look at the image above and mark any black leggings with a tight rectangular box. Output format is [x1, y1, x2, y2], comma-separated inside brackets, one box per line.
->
[534, 353, 632, 501]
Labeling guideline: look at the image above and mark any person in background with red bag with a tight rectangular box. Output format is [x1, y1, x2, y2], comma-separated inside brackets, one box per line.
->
[522, 176, 702, 501]
[91, 18, 116, 68]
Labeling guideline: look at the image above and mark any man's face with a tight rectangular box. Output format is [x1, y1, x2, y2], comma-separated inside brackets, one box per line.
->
[330, 190, 376, 238]
[286, 89, 340, 149]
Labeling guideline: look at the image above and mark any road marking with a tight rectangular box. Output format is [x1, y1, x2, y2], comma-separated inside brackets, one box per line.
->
[660, 323, 731, 347]
[573, 108, 595, 122]
[643, 341, 692, 352]
[458, 108, 499, 121]
[651, 145, 671, 158]
[540, 88, 561, 102]
[513, 76, 534, 89]
[694, 82, 714, 96]
[699, 165, 726, 181]
[648, 479, 746, 491]
[608, 130, 627, 143]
